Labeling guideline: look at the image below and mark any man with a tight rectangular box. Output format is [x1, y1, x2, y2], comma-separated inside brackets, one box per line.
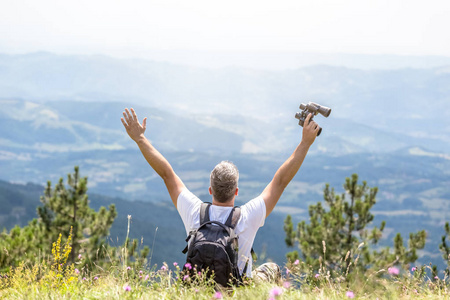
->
[121, 107, 319, 282]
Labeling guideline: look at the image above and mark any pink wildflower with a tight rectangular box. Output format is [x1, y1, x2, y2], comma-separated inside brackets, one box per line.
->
[144, 274, 149, 281]
[346, 291, 355, 298]
[184, 263, 192, 270]
[283, 281, 291, 289]
[294, 259, 300, 265]
[74, 268, 80, 275]
[173, 262, 178, 266]
[126, 266, 131, 271]
[82, 277, 87, 281]
[435, 276, 439, 280]
[123, 284, 131, 291]
[161, 265, 167, 271]
[78, 254, 82, 260]
[388, 267, 400, 275]
[411, 267, 417, 272]
[286, 268, 290, 274]
[315, 273, 320, 279]
[183, 274, 189, 281]
[214, 291, 223, 299]
[94, 276, 98, 280]
[269, 287, 283, 297]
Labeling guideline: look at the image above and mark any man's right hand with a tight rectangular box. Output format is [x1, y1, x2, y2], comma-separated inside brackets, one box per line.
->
[121, 108, 147, 143]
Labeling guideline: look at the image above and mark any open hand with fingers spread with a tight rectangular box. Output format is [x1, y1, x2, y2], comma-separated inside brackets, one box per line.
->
[121, 108, 147, 143]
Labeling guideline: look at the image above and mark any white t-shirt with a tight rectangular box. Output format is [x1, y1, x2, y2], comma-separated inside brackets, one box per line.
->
[176, 188, 266, 277]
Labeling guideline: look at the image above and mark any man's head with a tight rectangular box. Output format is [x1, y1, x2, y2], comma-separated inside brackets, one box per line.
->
[209, 161, 239, 204]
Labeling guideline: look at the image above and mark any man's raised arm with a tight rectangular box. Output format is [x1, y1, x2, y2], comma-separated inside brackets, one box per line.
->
[261, 113, 319, 218]
[121, 108, 185, 206]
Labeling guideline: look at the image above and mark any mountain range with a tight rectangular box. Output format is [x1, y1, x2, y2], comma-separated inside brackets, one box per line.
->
[0, 52, 449, 270]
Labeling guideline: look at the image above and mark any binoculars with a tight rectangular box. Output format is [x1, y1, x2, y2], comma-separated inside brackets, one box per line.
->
[295, 102, 331, 136]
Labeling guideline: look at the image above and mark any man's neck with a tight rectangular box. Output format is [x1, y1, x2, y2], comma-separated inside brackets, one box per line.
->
[212, 198, 235, 207]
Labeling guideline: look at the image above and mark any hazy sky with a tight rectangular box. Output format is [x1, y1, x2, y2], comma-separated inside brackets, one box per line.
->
[1, 0, 449, 59]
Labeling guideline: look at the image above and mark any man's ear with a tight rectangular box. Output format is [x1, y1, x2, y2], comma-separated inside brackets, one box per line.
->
[209, 187, 212, 195]
[235, 187, 239, 196]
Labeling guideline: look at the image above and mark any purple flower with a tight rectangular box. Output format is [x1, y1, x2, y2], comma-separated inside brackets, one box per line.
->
[144, 274, 149, 281]
[94, 277, 98, 280]
[294, 259, 300, 265]
[315, 273, 320, 279]
[286, 268, 290, 274]
[82, 277, 87, 281]
[283, 281, 291, 289]
[139, 270, 143, 274]
[411, 267, 417, 272]
[214, 291, 223, 299]
[269, 287, 283, 297]
[183, 274, 189, 281]
[388, 267, 399, 275]
[346, 291, 355, 298]
[160, 266, 167, 271]
[78, 254, 82, 260]
[173, 262, 178, 266]
[74, 268, 80, 275]
[184, 263, 192, 270]
[123, 284, 131, 291]
[435, 276, 439, 280]
[126, 266, 131, 271]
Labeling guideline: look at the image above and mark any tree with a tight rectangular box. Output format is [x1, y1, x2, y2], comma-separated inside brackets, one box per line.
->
[439, 222, 450, 276]
[0, 167, 117, 271]
[284, 174, 426, 276]
[37, 166, 117, 264]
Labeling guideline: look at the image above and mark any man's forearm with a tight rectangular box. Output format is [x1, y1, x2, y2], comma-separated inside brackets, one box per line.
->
[273, 141, 311, 189]
[135, 136, 174, 180]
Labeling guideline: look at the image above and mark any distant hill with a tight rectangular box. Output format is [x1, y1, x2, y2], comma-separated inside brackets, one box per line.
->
[0, 52, 449, 154]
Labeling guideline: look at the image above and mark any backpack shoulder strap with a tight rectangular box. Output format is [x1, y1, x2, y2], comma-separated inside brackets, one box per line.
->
[225, 206, 241, 229]
[200, 202, 211, 225]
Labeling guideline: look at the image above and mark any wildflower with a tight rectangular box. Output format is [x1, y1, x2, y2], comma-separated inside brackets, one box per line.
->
[283, 281, 291, 289]
[126, 266, 131, 271]
[123, 284, 131, 292]
[161, 265, 167, 271]
[214, 291, 223, 299]
[183, 274, 189, 281]
[315, 273, 320, 279]
[388, 267, 399, 275]
[78, 254, 82, 260]
[173, 262, 178, 266]
[286, 268, 290, 275]
[82, 277, 87, 281]
[269, 287, 283, 298]
[139, 276, 142, 279]
[346, 291, 355, 298]
[94, 276, 98, 280]
[144, 274, 149, 281]
[411, 267, 417, 272]
[294, 259, 299, 265]
[139, 270, 143, 274]
[434, 276, 439, 280]
[195, 289, 199, 293]
[184, 263, 192, 270]
[75, 268, 80, 275]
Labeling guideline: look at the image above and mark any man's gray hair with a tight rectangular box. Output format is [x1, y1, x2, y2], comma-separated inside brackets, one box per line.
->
[210, 161, 239, 203]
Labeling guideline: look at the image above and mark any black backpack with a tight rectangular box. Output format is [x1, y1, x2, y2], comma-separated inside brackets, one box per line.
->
[182, 202, 243, 287]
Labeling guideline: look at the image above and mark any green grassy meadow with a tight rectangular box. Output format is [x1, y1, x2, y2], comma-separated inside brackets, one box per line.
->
[1, 234, 448, 300]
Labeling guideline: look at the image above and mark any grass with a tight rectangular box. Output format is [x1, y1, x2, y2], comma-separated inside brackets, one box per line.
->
[1, 225, 449, 299]
[1, 256, 449, 299]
